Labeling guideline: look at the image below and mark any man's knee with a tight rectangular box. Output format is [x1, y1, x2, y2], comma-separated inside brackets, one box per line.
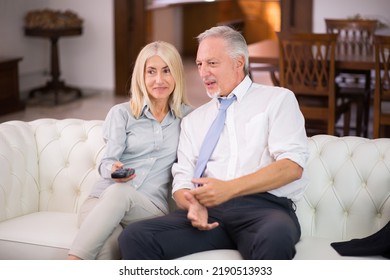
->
[250, 222, 298, 259]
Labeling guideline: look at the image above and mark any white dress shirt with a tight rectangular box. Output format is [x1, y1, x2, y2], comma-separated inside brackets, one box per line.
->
[172, 76, 309, 201]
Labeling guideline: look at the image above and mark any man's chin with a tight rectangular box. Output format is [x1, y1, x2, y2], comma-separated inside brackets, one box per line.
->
[206, 91, 220, 99]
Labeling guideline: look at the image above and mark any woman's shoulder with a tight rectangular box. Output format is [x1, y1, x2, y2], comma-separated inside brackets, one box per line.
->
[105, 102, 134, 121]
[181, 103, 194, 117]
[107, 102, 132, 115]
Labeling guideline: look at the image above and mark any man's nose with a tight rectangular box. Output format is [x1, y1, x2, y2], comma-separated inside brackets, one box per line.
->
[198, 64, 209, 77]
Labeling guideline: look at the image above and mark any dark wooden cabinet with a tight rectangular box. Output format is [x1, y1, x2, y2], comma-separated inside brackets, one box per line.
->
[281, 0, 313, 33]
[114, 0, 147, 96]
[0, 57, 25, 116]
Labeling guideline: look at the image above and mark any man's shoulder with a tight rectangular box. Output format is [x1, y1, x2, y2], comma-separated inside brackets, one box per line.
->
[247, 83, 295, 101]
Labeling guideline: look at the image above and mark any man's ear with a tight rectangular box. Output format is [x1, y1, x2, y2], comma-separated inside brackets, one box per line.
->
[236, 56, 245, 70]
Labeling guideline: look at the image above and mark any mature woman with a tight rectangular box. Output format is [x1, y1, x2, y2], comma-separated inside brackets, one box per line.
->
[67, 41, 192, 259]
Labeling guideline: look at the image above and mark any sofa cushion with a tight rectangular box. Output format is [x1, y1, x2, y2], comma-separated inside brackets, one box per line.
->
[177, 249, 243, 260]
[0, 211, 78, 259]
[176, 237, 387, 260]
[294, 237, 386, 260]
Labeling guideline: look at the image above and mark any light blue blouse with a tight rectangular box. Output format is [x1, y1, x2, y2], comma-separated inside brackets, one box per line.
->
[90, 101, 192, 214]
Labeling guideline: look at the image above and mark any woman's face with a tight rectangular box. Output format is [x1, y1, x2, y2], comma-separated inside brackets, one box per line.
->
[144, 55, 175, 103]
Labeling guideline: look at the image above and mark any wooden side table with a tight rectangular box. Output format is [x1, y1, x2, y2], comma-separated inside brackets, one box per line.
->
[25, 27, 83, 104]
[0, 57, 25, 115]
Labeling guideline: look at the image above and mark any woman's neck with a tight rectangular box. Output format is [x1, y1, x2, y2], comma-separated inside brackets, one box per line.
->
[150, 102, 169, 123]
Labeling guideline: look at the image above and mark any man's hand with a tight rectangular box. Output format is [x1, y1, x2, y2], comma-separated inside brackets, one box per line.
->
[184, 191, 219, 231]
[191, 177, 233, 207]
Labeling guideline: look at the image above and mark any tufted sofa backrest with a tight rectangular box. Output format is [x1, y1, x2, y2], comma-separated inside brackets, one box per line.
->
[29, 119, 105, 214]
[298, 135, 390, 240]
[0, 121, 40, 221]
[0, 119, 105, 222]
[1, 119, 390, 241]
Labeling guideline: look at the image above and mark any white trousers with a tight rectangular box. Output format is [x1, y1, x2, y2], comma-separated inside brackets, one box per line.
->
[68, 183, 164, 259]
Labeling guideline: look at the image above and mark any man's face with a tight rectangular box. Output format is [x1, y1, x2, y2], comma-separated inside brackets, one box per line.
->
[196, 37, 244, 98]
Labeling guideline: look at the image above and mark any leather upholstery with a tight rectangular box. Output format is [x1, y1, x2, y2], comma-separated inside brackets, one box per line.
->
[1, 119, 389, 259]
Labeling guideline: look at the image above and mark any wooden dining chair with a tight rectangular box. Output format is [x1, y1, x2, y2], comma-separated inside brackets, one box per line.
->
[277, 32, 351, 136]
[325, 18, 378, 137]
[373, 35, 390, 138]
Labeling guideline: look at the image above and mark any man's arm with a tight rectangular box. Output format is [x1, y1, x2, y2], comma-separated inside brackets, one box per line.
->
[173, 189, 219, 230]
[191, 158, 303, 207]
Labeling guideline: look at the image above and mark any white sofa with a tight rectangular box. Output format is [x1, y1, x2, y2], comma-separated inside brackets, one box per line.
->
[0, 118, 389, 260]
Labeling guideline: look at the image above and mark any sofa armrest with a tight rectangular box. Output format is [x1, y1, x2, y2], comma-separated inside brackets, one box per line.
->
[0, 121, 39, 222]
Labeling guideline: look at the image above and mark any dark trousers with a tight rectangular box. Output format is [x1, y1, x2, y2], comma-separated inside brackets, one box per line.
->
[118, 192, 301, 260]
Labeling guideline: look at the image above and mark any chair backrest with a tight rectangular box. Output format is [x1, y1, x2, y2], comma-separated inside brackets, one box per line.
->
[277, 32, 338, 135]
[373, 35, 390, 138]
[325, 19, 378, 57]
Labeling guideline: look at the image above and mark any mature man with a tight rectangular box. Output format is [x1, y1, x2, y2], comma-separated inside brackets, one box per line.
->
[118, 26, 308, 260]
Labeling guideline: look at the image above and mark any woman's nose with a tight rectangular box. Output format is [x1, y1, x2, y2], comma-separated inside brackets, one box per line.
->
[155, 72, 163, 83]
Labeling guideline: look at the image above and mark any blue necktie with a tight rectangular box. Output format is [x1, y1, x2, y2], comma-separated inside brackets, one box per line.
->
[194, 95, 236, 180]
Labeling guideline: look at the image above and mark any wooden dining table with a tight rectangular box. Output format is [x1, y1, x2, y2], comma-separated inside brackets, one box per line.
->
[248, 39, 376, 74]
[248, 38, 376, 138]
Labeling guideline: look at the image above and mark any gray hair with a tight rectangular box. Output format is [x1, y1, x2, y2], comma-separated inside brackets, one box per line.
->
[197, 25, 249, 75]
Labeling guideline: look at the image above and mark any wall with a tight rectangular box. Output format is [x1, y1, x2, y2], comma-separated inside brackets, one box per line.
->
[0, 0, 50, 92]
[0, 0, 113, 94]
[313, 0, 390, 34]
[152, 7, 182, 52]
[49, 0, 114, 92]
[0, 0, 389, 96]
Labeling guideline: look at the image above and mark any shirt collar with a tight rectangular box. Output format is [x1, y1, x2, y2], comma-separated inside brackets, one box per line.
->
[140, 100, 176, 120]
[231, 75, 252, 102]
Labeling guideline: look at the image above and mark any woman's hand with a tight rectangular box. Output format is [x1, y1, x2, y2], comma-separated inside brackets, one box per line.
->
[111, 161, 136, 183]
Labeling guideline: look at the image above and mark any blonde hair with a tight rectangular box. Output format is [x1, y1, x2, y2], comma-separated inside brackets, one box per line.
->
[129, 41, 189, 118]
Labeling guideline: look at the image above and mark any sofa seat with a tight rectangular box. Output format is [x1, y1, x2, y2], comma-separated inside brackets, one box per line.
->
[294, 237, 385, 260]
[177, 237, 386, 260]
[0, 212, 78, 259]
